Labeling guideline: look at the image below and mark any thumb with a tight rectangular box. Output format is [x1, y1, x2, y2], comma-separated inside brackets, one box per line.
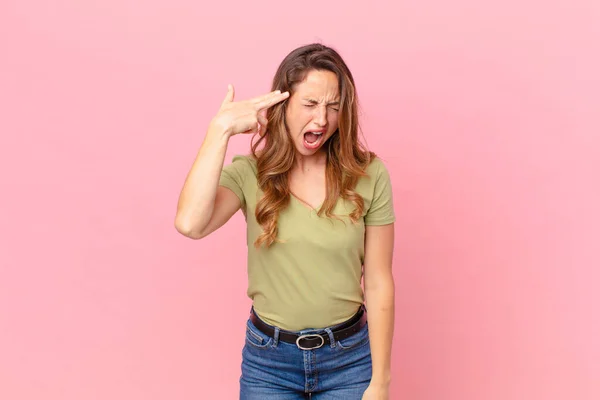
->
[221, 84, 235, 106]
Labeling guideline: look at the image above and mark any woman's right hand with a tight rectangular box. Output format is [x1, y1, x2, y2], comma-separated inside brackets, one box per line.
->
[210, 84, 290, 138]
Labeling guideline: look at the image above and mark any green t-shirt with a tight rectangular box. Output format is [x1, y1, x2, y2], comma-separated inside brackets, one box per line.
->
[219, 155, 395, 331]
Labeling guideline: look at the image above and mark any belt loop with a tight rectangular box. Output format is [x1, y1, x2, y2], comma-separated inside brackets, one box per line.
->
[324, 327, 336, 348]
[273, 326, 280, 347]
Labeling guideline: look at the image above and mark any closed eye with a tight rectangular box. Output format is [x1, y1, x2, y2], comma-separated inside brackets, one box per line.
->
[304, 104, 339, 111]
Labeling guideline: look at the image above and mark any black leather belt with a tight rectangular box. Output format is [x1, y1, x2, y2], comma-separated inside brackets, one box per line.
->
[249, 305, 367, 350]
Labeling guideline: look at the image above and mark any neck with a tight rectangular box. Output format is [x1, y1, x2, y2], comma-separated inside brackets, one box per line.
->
[293, 150, 327, 173]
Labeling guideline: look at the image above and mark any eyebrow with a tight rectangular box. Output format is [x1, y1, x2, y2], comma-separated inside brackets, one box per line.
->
[303, 98, 340, 106]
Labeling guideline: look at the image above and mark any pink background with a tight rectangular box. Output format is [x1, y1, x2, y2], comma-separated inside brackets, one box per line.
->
[1, 1, 599, 399]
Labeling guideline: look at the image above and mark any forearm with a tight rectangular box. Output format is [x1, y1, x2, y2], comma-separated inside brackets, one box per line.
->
[175, 123, 230, 237]
[365, 278, 395, 385]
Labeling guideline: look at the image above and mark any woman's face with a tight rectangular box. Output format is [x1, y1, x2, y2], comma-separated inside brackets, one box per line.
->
[285, 69, 340, 157]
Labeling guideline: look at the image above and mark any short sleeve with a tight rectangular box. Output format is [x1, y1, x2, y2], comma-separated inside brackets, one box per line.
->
[219, 155, 251, 211]
[364, 160, 396, 226]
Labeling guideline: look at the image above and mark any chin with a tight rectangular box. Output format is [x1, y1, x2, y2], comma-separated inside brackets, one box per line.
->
[295, 146, 318, 157]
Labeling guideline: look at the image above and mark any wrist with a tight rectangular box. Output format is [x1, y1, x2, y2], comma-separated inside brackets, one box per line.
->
[207, 120, 232, 142]
[370, 374, 391, 386]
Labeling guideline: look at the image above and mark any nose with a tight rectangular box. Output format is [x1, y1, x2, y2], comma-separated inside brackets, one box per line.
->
[314, 105, 327, 127]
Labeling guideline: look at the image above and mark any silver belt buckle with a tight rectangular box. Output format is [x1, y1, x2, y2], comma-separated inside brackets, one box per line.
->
[296, 334, 325, 350]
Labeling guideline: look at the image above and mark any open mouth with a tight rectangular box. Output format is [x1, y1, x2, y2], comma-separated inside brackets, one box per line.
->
[303, 131, 325, 150]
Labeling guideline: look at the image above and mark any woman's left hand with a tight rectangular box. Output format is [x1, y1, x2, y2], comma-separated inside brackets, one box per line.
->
[362, 383, 390, 399]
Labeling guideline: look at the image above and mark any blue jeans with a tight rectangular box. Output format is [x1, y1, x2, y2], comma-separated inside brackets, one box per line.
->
[240, 310, 372, 399]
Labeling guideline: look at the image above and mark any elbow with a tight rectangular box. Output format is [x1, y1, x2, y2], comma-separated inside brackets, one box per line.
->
[174, 214, 206, 240]
[364, 280, 395, 309]
[364, 273, 395, 296]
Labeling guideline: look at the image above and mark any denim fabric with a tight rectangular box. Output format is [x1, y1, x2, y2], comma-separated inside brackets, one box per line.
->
[240, 312, 372, 399]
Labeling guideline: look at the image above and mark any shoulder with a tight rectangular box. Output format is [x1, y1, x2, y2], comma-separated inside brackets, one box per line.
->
[365, 156, 388, 174]
[363, 156, 392, 183]
[361, 156, 396, 223]
[226, 154, 258, 176]
[353, 156, 392, 195]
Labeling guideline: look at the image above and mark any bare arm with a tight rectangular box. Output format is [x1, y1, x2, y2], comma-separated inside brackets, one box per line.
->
[174, 127, 240, 239]
[363, 223, 395, 398]
[174, 85, 289, 239]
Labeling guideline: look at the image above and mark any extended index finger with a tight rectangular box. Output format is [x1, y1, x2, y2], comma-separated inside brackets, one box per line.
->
[254, 91, 290, 110]
[251, 89, 282, 103]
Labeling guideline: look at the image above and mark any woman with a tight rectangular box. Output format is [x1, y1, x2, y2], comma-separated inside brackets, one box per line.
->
[175, 43, 395, 399]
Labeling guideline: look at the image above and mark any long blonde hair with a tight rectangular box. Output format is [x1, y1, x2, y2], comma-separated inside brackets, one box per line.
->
[250, 43, 375, 248]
